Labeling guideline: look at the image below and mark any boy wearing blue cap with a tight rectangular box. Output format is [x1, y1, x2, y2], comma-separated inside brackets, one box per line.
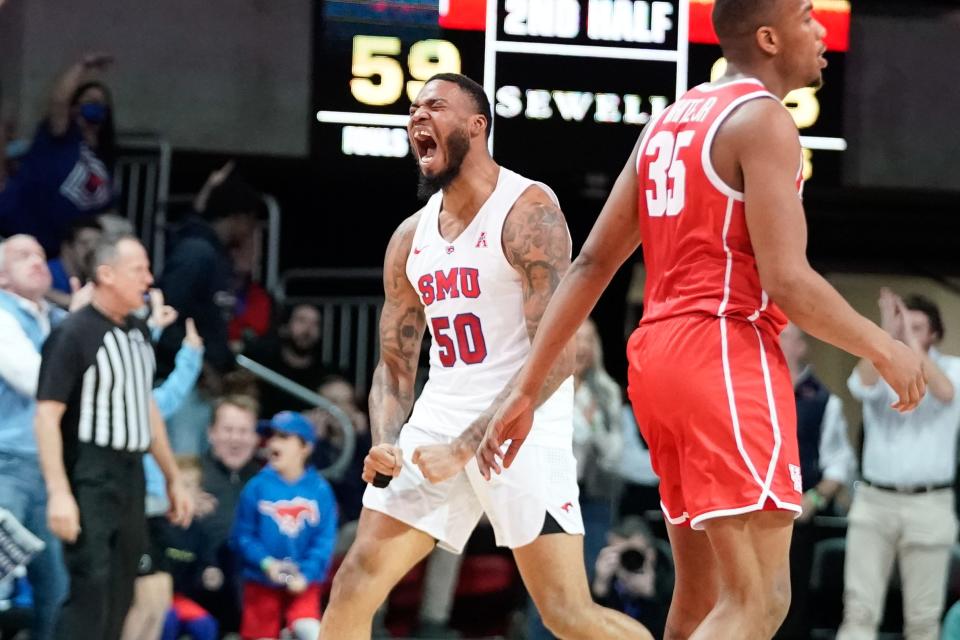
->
[230, 411, 338, 640]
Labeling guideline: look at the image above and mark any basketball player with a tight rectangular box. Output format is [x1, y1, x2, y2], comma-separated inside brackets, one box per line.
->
[318, 74, 653, 640]
[477, 1, 927, 639]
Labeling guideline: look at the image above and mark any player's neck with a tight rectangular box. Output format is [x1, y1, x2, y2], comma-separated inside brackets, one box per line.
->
[718, 62, 793, 100]
[441, 155, 500, 222]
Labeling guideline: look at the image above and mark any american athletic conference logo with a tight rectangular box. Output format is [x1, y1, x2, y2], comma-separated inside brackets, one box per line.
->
[258, 498, 320, 536]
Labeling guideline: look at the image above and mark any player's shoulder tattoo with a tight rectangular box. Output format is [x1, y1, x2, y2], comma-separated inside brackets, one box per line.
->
[380, 211, 426, 370]
[502, 187, 571, 299]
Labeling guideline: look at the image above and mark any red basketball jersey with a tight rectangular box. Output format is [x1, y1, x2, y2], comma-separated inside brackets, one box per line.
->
[635, 78, 803, 336]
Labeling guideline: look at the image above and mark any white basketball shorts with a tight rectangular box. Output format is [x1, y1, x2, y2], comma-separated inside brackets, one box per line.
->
[362, 423, 584, 554]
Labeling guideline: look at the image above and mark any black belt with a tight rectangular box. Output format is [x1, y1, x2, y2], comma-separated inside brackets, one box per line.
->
[863, 480, 954, 495]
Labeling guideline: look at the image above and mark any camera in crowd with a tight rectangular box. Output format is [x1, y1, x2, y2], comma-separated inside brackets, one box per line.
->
[618, 546, 649, 574]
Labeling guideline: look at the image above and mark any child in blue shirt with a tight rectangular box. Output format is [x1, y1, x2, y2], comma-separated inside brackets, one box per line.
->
[230, 411, 337, 640]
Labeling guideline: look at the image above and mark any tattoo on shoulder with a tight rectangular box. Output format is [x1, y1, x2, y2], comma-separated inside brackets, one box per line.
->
[380, 216, 426, 371]
[503, 200, 571, 294]
[502, 199, 571, 338]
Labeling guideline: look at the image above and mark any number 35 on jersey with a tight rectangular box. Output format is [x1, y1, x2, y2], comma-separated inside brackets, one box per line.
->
[644, 129, 695, 218]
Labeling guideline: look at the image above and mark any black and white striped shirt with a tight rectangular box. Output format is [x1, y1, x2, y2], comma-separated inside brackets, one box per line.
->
[38, 305, 156, 455]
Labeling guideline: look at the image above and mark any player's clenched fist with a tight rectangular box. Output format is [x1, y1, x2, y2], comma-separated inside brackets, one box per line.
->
[412, 442, 471, 484]
[362, 443, 403, 484]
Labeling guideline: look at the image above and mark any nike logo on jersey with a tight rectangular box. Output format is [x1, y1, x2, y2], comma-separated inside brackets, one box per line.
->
[413, 246, 427, 255]
[561, 501, 574, 513]
[417, 267, 481, 306]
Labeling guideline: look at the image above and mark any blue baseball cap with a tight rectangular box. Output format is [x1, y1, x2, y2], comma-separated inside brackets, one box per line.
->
[258, 411, 316, 445]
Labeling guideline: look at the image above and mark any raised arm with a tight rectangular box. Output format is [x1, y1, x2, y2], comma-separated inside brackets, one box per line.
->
[730, 99, 925, 411]
[477, 139, 645, 474]
[362, 213, 427, 484]
[48, 53, 113, 137]
[148, 398, 193, 527]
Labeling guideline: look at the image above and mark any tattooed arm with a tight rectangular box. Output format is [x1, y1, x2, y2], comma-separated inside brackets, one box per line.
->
[363, 213, 427, 484]
[477, 137, 646, 476]
[414, 188, 574, 483]
[459, 188, 574, 450]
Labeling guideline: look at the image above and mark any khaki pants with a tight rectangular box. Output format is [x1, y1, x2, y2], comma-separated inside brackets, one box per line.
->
[837, 485, 958, 640]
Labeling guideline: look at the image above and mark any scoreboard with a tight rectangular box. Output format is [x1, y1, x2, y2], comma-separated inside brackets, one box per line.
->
[316, 0, 850, 185]
[482, 0, 685, 180]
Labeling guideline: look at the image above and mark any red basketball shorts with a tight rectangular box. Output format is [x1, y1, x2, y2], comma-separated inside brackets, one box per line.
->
[626, 314, 802, 530]
[240, 581, 321, 639]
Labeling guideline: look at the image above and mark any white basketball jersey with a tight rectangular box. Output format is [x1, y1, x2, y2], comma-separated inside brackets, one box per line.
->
[405, 167, 574, 448]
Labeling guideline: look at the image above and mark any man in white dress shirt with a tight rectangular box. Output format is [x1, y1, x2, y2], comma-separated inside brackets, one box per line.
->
[838, 289, 960, 640]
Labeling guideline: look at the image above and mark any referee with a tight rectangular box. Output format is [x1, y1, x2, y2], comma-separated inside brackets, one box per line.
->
[34, 234, 193, 640]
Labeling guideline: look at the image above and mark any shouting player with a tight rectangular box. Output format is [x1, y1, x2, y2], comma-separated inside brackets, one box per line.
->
[478, 2, 926, 639]
[319, 74, 653, 640]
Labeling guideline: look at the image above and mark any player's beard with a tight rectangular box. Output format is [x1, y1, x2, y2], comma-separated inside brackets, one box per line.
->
[416, 127, 470, 200]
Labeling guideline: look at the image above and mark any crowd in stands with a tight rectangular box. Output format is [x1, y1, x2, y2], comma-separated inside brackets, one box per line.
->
[1, 52, 959, 640]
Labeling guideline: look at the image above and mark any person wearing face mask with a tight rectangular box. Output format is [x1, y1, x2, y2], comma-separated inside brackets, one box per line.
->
[0, 53, 116, 257]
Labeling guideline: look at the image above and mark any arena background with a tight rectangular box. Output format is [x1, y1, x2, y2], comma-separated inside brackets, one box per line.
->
[2, 0, 958, 437]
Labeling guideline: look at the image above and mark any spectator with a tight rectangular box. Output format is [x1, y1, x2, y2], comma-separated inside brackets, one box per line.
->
[838, 289, 960, 640]
[777, 322, 855, 639]
[34, 234, 193, 639]
[193, 394, 261, 633]
[307, 375, 370, 523]
[415, 548, 465, 639]
[0, 235, 69, 640]
[157, 456, 219, 640]
[123, 314, 205, 640]
[230, 411, 337, 640]
[945, 600, 960, 640]
[526, 319, 623, 640]
[591, 517, 672, 637]
[156, 162, 262, 378]
[616, 407, 660, 520]
[571, 318, 623, 577]
[0, 508, 45, 584]
[226, 222, 272, 349]
[46, 215, 102, 308]
[0, 53, 115, 256]
[245, 303, 334, 418]
[96, 211, 134, 237]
